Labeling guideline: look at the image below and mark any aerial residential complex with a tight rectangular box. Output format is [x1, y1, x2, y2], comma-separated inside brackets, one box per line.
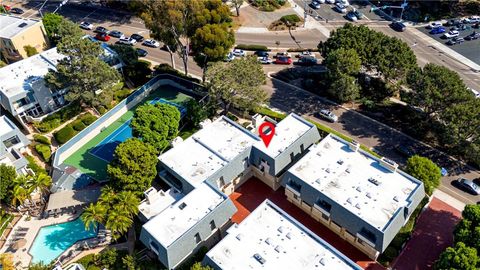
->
[0, 115, 30, 175]
[0, 15, 48, 63]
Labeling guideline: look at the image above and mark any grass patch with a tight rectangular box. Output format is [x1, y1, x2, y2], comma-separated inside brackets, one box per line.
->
[34, 144, 52, 162]
[25, 154, 47, 175]
[33, 101, 82, 133]
[54, 125, 76, 144]
[33, 134, 51, 145]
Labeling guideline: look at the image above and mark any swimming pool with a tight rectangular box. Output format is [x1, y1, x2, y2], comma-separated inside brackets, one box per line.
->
[29, 218, 97, 264]
[88, 98, 186, 162]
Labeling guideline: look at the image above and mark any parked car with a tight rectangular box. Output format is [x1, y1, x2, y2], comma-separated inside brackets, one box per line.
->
[79, 21, 94, 30]
[94, 26, 108, 34]
[390, 21, 406, 32]
[459, 24, 469, 31]
[274, 56, 292, 65]
[224, 52, 235, 62]
[275, 52, 291, 58]
[426, 21, 442, 29]
[468, 87, 480, 98]
[469, 16, 480, 23]
[296, 51, 313, 58]
[316, 109, 338, 122]
[395, 145, 415, 157]
[474, 23, 480, 29]
[1, 4, 11, 11]
[446, 37, 464, 45]
[258, 56, 273, 64]
[10, 7, 24, 14]
[136, 48, 148, 57]
[294, 56, 317, 66]
[442, 30, 459, 38]
[326, 0, 335, 3]
[310, 1, 321, 9]
[335, 3, 347, 13]
[118, 37, 137, 45]
[108, 30, 124, 38]
[456, 178, 480, 195]
[430, 27, 446, 34]
[254, 51, 269, 57]
[142, 39, 160, 48]
[444, 19, 462, 26]
[336, 0, 349, 6]
[130, 34, 145, 42]
[353, 9, 364, 19]
[346, 11, 358, 21]
[232, 48, 246, 57]
[95, 33, 110, 42]
[465, 31, 480, 40]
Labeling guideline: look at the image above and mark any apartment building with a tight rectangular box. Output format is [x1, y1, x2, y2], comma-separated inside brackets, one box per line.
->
[0, 115, 31, 175]
[0, 15, 48, 63]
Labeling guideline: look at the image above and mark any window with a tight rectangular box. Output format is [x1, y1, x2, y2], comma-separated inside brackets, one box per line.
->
[194, 233, 201, 244]
[290, 152, 294, 162]
[210, 220, 216, 231]
[3, 136, 20, 148]
[293, 194, 299, 200]
[358, 228, 377, 246]
[150, 241, 160, 252]
[178, 202, 187, 210]
[300, 144, 305, 152]
[317, 200, 332, 213]
[321, 213, 329, 220]
[243, 157, 249, 169]
[217, 177, 225, 188]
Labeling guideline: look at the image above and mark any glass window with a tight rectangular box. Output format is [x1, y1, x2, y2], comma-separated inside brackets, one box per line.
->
[3, 136, 20, 148]
[210, 220, 216, 231]
[194, 233, 201, 244]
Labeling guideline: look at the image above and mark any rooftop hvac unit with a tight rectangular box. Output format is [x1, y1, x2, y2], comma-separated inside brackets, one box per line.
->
[349, 140, 360, 152]
[368, 177, 381, 186]
[380, 157, 398, 172]
[144, 187, 160, 204]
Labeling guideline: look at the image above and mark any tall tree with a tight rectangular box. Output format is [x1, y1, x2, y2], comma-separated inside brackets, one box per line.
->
[27, 173, 52, 197]
[184, 99, 208, 128]
[191, 23, 235, 81]
[42, 13, 64, 41]
[207, 56, 267, 114]
[0, 253, 14, 270]
[44, 37, 121, 107]
[11, 176, 29, 207]
[0, 164, 16, 204]
[107, 138, 159, 196]
[325, 48, 361, 76]
[327, 73, 360, 103]
[434, 242, 478, 270]
[231, 0, 244, 16]
[142, 0, 203, 75]
[130, 104, 181, 153]
[42, 14, 82, 45]
[454, 204, 480, 252]
[81, 203, 107, 231]
[106, 205, 134, 240]
[405, 155, 441, 196]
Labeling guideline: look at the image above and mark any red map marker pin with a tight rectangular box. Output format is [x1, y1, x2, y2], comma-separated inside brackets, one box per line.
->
[259, 122, 275, 148]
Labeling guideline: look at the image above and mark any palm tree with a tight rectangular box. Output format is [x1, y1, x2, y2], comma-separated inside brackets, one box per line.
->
[105, 205, 133, 240]
[116, 191, 140, 218]
[99, 185, 117, 209]
[81, 203, 106, 231]
[27, 173, 52, 197]
[11, 176, 29, 207]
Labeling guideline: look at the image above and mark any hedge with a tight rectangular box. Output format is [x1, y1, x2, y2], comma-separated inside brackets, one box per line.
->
[33, 102, 82, 132]
[35, 144, 51, 162]
[80, 113, 97, 125]
[287, 47, 319, 52]
[280, 14, 301, 24]
[235, 44, 269, 51]
[33, 134, 51, 145]
[153, 63, 201, 83]
[25, 154, 47, 175]
[72, 119, 87, 131]
[54, 125, 76, 144]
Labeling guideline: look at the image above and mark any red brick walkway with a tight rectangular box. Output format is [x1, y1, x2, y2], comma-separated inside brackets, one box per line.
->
[229, 178, 385, 270]
[392, 197, 462, 270]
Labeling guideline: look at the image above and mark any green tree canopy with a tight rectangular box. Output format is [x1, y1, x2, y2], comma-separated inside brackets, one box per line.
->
[130, 103, 181, 152]
[42, 14, 82, 45]
[405, 155, 441, 196]
[184, 99, 208, 127]
[108, 44, 139, 66]
[191, 262, 213, 270]
[454, 205, 480, 252]
[325, 48, 361, 76]
[0, 164, 16, 204]
[107, 138, 159, 196]
[206, 56, 267, 114]
[434, 242, 479, 270]
[327, 73, 360, 103]
[44, 36, 121, 107]
[42, 13, 64, 40]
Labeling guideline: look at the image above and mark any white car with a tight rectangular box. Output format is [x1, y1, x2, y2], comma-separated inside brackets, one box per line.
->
[79, 21, 94, 30]
[346, 11, 358, 21]
[336, 0, 349, 6]
[142, 39, 160, 48]
[426, 22, 442, 29]
[469, 16, 480, 23]
[316, 109, 338, 122]
[335, 3, 347, 13]
[257, 56, 273, 64]
[118, 37, 137, 45]
[468, 87, 480, 98]
[317, 0, 325, 3]
[326, 0, 335, 3]
[232, 49, 246, 57]
[443, 30, 459, 38]
[224, 52, 235, 62]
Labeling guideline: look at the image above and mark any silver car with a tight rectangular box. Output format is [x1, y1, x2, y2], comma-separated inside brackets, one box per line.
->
[457, 178, 480, 195]
[317, 109, 338, 122]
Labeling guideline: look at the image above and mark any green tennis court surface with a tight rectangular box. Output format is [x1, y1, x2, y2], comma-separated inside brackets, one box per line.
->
[63, 85, 192, 181]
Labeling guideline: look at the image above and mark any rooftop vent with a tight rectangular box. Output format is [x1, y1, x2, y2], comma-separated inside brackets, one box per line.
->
[286, 232, 292, 239]
[178, 202, 187, 210]
[337, 159, 344, 165]
[265, 238, 273, 245]
[356, 186, 362, 192]
[274, 245, 283, 253]
[368, 177, 381, 186]
[144, 187, 160, 204]
[277, 226, 284, 233]
[355, 203, 361, 209]
[349, 140, 360, 152]
[236, 233, 243, 241]
[319, 258, 326, 266]
[366, 192, 372, 198]
[18, 22, 28, 28]
[393, 196, 399, 202]
[380, 157, 398, 172]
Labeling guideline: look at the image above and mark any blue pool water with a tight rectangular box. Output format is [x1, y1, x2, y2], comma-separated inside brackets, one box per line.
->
[29, 218, 97, 264]
[89, 98, 186, 162]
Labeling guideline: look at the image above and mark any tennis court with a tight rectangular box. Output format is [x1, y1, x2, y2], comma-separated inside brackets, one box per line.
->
[63, 85, 192, 181]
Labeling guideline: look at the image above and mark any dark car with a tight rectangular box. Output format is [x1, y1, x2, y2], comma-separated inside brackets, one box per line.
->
[391, 21, 406, 32]
[109, 30, 124, 38]
[10, 7, 24, 14]
[456, 178, 480, 195]
[254, 51, 269, 57]
[294, 56, 317, 66]
[473, 23, 480, 29]
[465, 31, 480, 40]
[136, 48, 148, 57]
[94, 26, 108, 34]
[131, 34, 145, 42]
[395, 145, 415, 157]
[430, 27, 446, 34]
[444, 19, 462, 26]
[446, 37, 464, 45]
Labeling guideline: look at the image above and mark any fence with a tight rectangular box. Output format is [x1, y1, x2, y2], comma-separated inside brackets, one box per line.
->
[52, 74, 206, 177]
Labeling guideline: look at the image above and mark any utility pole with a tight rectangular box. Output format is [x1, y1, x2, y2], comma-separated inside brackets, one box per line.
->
[303, 1, 307, 28]
[38, 0, 49, 18]
[53, 0, 68, 14]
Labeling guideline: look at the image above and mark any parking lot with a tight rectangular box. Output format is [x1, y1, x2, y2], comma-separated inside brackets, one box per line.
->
[294, 0, 387, 22]
[418, 23, 480, 65]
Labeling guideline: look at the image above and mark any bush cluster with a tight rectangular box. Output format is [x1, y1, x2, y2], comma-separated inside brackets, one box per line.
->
[53, 113, 97, 144]
[280, 14, 301, 25]
[33, 102, 82, 132]
[250, 0, 286, 11]
[153, 63, 202, 83]
[35, 144, 51, 162]
[33, 134, 50, 145]
[235, 44, 269, 51]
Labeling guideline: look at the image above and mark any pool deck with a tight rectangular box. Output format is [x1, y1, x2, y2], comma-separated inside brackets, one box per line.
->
[62, 85, 192, 181]
[0, 212, 81, 269]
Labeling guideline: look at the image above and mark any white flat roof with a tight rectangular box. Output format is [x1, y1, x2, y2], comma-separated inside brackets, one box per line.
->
[206, 200, 360, 270]
[0, 47, 64, 99]
[0, 116, 16, 136]
[160, 117, 258, 186]
[0, 15, 39, 39]
[255, 114, 312, 158]
[288, 135, 421, 230]
[143, 183, 225, 247]
[139, 188, 184, 220]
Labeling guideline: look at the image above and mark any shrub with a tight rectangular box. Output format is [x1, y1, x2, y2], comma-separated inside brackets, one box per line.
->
[25, 154, 47, 175]
[235, 44, 269, 51]
[24, 45, 38, 57]
[124, 60, 152, 86]
[113, 88, 132, 101]
[33, 102, 82, 132]
[280, 14, 301, 25]
[54, 125, 76, 144]
[80, 113, 97, 125]
[153, 63, 201, 83]
[33, 134, 50, 145]
[35, 144, 51, 162]
[287, 47, 319, 52]
[72, 119, 87, 131]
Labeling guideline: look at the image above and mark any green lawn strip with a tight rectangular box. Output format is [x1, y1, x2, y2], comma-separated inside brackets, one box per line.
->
[62, 86, 193, 181]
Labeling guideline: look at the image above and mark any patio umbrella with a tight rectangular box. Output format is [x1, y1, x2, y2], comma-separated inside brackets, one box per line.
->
[12, 239, 27, 250]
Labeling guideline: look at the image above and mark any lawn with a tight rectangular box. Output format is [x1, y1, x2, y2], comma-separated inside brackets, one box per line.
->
[63, 85, 192, 181]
